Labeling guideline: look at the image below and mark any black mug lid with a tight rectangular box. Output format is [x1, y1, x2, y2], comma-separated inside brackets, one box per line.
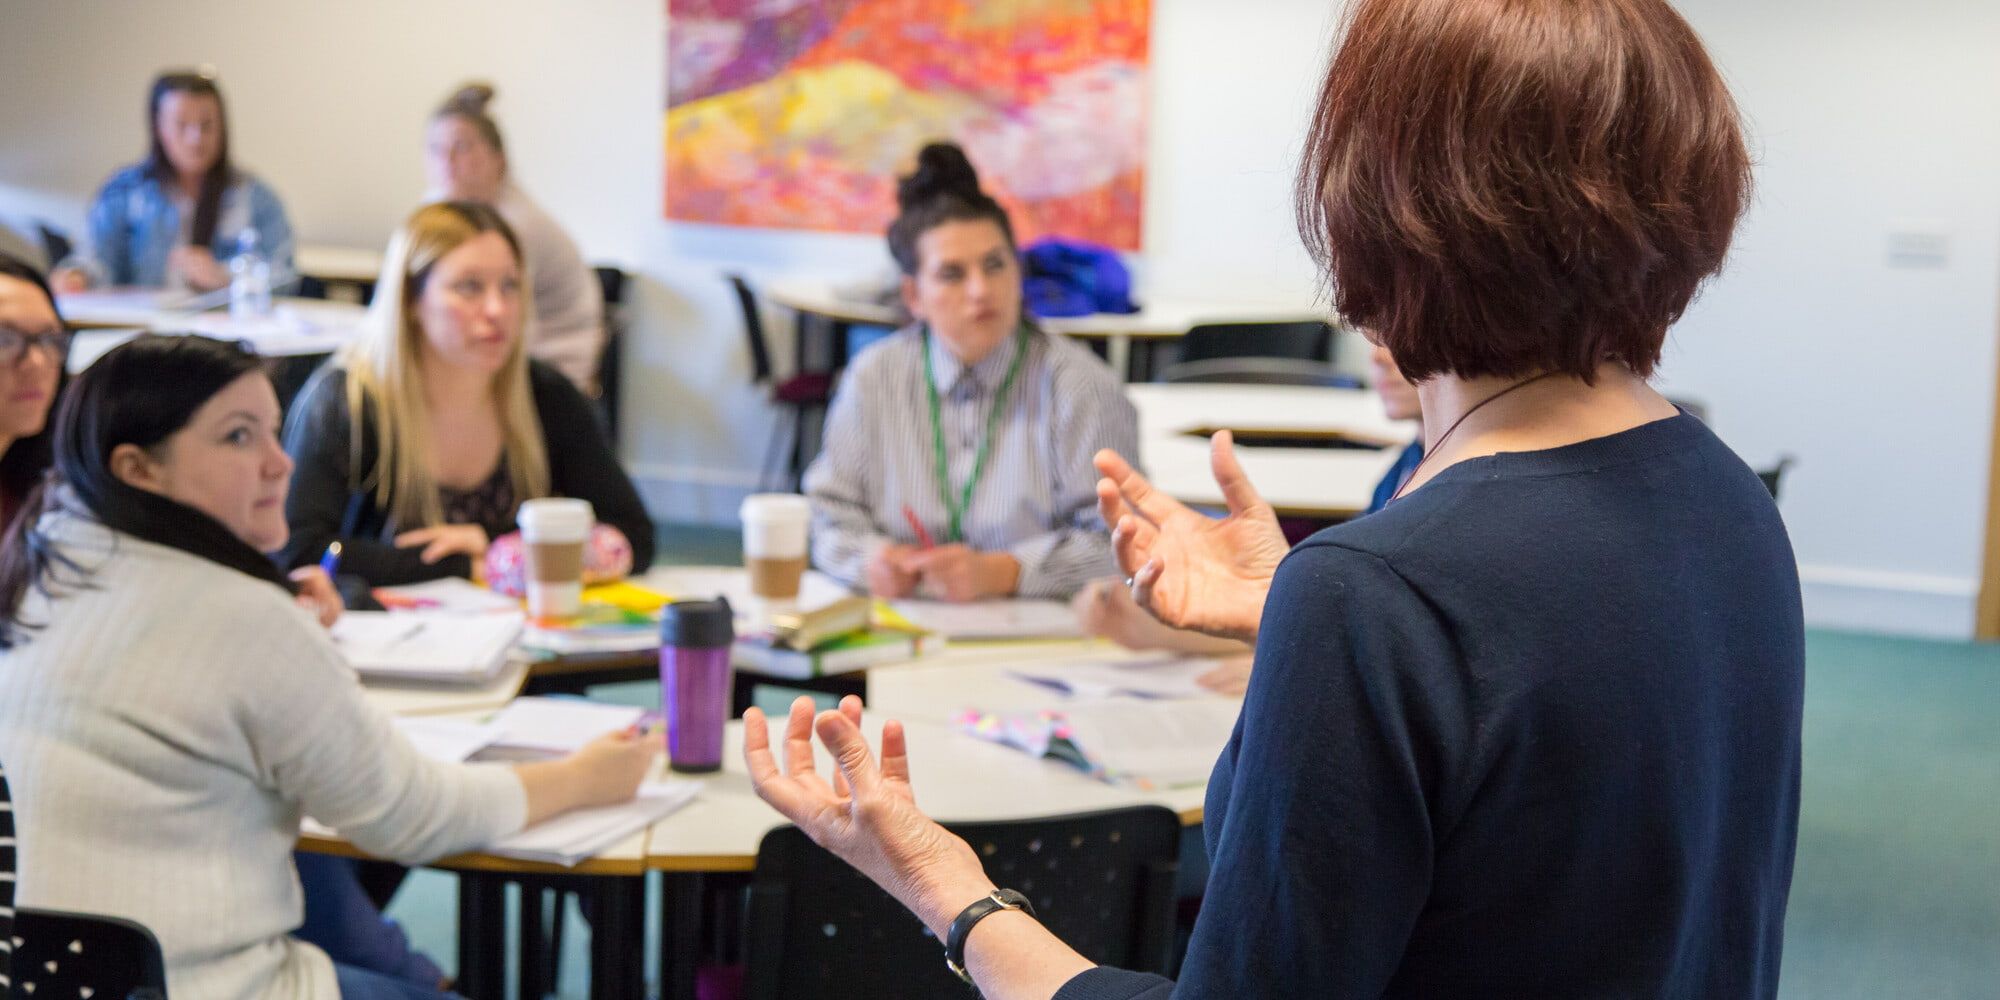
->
[660, 597, 734, 648]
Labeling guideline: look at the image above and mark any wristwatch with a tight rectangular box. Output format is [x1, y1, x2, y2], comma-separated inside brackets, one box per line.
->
[944, 888, 1036, 984]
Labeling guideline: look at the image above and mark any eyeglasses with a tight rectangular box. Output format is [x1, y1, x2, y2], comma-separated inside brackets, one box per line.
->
[0, 327, 70, 365]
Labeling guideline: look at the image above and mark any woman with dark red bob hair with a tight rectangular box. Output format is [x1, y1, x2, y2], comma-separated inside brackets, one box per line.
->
[743, 1, 1804, 998]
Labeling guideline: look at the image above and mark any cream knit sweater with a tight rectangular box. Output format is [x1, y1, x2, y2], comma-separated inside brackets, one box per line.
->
[0, 514, 526, 1000]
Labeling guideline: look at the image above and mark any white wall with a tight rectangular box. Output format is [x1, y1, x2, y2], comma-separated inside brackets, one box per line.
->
[3, 0, 1996, 637]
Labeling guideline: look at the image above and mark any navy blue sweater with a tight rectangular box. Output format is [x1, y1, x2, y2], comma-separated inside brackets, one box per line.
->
[1058, 413, 1803, 999]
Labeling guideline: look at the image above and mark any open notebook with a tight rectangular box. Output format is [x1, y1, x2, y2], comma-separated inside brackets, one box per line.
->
[330, 610, 524, 683]
[955, 697, 1242, 791]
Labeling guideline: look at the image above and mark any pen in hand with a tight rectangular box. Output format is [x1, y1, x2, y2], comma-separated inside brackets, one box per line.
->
[902, 505, 936, 550]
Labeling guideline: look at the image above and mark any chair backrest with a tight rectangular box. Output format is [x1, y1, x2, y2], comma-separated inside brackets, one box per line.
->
[1758, 455, 1794, 500]
[592, 265, 628, 444]
[1162, 355, 1363, 388]
[728, 273, 777, 385]
[743, 806, 1181, 1000]
[35, 223, 73, 271]
[1178, 320, 1333, 365]
[1, 760, 12, 992]
[11, 907, 170, 999]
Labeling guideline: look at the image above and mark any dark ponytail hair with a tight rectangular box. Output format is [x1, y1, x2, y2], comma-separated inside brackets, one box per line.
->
[0, 335, 291, 649]
[144, 70, 234, 252]
[886, 142, 1016, 275]
[0, 253, 63, 517]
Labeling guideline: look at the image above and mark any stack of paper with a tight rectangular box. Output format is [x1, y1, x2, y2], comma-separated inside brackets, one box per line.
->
[332, 610, 524, 683]
[486, 697, 647, 754]
[301, 780, 702, 869]
[488, 781, 702, 866]
[889, 599, 1085, 641]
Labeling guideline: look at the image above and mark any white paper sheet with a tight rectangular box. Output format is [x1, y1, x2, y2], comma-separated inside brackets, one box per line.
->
[1009, 655, 1221, 700]
[373, 577, 524, 614]
[393, 717, 505, 763]
[487, 697, 646, 754]
[1059, 699, 1242, 789]
[488, 780, 702, 866]
[889, 599, 1085, 640]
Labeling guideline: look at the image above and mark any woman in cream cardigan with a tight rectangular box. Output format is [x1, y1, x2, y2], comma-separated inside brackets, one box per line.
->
[0, 335, 655, 1000]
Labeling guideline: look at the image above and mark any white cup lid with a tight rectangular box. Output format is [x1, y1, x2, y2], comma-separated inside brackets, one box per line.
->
[740, 493, 811, 523]
[518, 497, 594, 537]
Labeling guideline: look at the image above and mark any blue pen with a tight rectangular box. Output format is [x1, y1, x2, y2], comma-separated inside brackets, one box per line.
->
[318, 540, 342, 578]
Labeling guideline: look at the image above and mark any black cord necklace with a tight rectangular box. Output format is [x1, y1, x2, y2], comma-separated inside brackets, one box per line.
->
[1389, 371, 1560, 503]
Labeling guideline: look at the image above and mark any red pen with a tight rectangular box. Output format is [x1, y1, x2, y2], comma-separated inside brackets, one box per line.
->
[902, 504, 936, 549]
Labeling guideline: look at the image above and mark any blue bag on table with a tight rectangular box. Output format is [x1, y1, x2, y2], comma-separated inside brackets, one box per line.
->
[1021, 238, 1138, 318]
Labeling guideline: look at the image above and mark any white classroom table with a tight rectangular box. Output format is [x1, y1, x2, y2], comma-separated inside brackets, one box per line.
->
[58, 289, 368, 372]
[296, 244, 386, 285]
[332, 599, 1227, 999]
[1127, 381, 1419, 519]
[762, 275, 1330, 381]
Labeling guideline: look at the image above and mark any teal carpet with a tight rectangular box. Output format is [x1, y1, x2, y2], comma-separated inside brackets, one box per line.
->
[383, 527, 2000, 997]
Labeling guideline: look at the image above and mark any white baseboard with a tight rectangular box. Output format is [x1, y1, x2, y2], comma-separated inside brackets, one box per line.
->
[1797, 564, 1977, 640]
[629, 462, 767, 527]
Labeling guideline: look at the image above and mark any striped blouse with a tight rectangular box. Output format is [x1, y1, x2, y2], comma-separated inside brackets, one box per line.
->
[803, 324, 1139, 599]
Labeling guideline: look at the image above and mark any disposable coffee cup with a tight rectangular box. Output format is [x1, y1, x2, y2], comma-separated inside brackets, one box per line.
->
[518, 497, 594, 619]
[740, 494, 810, 599]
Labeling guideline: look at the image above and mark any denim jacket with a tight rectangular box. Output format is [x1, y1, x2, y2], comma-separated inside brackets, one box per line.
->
[74, 163, 295, 288]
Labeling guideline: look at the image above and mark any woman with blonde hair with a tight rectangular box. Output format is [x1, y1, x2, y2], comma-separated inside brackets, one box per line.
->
[280, 200, 651, 585]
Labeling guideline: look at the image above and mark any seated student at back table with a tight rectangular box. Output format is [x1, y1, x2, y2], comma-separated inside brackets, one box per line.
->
[280, 201, 653, 586]
[1075, 341, 1425, 667]
[51, 69, 293, 294]
[804, 143, 1137, 602]
[424, 82, 605, 393]
[0, 335, 655, 1000]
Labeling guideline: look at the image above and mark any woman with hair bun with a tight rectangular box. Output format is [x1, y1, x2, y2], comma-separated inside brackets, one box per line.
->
[425, 82, 606, 392]
[803, 142, 1138, 602]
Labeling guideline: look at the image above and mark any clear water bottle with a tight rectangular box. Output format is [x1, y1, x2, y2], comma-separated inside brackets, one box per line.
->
[228, 229, 272, 319]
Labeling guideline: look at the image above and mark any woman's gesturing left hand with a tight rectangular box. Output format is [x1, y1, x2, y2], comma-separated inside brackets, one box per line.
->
[744, 696, 998, 938]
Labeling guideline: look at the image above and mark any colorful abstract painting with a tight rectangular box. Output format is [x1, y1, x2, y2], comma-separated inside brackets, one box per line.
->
[665, 0, 1151, 249]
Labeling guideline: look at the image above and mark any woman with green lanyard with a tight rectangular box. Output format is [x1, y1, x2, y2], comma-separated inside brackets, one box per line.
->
[804, 143, 1138, 602]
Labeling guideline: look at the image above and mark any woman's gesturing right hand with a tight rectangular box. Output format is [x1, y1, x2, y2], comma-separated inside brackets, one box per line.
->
[1093, 431, 1289, 643]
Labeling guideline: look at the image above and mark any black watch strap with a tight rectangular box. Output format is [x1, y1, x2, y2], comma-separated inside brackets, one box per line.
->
[944, 888, 1036, 984]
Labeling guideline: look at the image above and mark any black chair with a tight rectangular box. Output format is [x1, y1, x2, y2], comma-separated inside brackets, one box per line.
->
[34, 223, 73, 272]
[593, 265, 629, 446]
[11, 907, 170, 999]
[1, 759, 12, 993]
[728, 273, 835, 491]
[1758, 455, 1794, 500]
[1176, 320, 1334, 365]
[742, 806, 1181, 1000]
[1161, 355, 1362, 388]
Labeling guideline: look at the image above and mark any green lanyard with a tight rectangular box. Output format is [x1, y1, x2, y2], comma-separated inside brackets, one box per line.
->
[922, 324, 1030, 544]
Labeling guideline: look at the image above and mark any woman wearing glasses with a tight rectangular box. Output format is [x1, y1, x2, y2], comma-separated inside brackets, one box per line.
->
[0, 254, 66, 526]
[52, 70, 294, 294]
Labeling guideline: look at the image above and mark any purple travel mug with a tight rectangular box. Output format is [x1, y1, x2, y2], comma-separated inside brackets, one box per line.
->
[660, 597, 735, 773]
